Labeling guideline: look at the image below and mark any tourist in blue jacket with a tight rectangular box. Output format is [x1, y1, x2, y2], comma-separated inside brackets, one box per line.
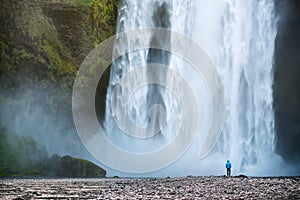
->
[226, 160, 231, 177]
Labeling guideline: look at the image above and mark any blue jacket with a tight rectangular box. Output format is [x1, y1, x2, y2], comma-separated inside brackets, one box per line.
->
[226, 160, 231, 169]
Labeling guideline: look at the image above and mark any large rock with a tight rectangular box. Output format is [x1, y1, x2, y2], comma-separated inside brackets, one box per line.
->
[0, 125, 49, 176]
[0, 124, 106, 178]
[47, 154, 106, 178]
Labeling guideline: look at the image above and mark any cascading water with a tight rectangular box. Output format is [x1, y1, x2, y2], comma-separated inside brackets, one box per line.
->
[104, 0, 194, 154]
[103, 0, 284, 176]
[215, 0, 278, 174]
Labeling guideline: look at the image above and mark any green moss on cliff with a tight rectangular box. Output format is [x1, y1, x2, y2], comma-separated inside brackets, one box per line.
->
[75, 0, 94, 6]
[0, 0, 118, 89]
[0, 0, 118, 113]
[47, 154, 106, 178]
[91, 0, 118, 44]
[0, 125, 48, 176]
[0, 0, 118, 173]
[0, 125, 106, 177]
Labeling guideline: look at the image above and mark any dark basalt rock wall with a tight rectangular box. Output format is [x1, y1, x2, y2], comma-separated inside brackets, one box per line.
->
[274, 0, 300, 163]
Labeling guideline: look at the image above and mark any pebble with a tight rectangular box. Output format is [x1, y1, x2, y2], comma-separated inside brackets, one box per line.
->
[0, 176, 299, 199]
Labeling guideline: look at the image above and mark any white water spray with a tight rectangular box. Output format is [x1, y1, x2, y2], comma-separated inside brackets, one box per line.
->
[104, 0, 283, 176]
[214, 0, 278, 174]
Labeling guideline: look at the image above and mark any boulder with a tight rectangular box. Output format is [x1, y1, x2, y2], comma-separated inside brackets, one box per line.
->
[47, 154, 106, 178]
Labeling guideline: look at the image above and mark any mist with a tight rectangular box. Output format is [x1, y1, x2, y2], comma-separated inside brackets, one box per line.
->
[0, 0, 299, 178]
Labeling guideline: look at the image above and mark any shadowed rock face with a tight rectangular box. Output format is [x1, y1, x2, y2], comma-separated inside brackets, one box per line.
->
[0, 0, 118, 162]
[274, 0, 300, 162]
[47, 154, 106, 178]
[0, 125, 106, 178]
[0, 0, 117, 177]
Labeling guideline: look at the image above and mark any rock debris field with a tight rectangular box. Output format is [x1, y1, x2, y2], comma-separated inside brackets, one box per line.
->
[0, 176, 299, 199]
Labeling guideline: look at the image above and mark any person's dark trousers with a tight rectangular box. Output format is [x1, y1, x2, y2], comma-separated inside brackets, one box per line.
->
[227, 168, 231, 177]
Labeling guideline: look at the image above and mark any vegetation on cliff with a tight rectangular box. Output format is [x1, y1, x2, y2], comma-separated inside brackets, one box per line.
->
[0, 124, 106, 177]
[0, 124, 48, 176]
[48, 154, 106, 178]
[0, 0, 117, 92]
[0, 0, 118, 176]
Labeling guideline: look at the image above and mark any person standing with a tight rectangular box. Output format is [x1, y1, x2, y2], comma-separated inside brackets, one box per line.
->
[226, 160, 231, 177]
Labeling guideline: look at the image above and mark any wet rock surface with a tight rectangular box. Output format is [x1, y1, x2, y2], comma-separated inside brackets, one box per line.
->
[0, 176, 299, 199]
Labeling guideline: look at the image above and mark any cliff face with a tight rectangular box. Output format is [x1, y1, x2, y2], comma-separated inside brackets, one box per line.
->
[0, 125, 49, 176]
[0, 125, 106, 177]
[0, 0, 117, 88]
[274, 0, 300, 162]
[0, 0, 118, 176]
[47, 154, 106, 178]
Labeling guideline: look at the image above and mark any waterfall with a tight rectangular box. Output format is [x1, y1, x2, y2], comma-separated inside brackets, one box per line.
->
[103, 0, 282, 176]
[104, 0, 194, 154]
[215, 0, 277, 174]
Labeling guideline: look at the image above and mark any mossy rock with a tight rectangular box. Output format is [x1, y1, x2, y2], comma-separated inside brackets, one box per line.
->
[0, 124, 106, 178]
[47, 154, 106, 178]
[0, 126, 49, 177]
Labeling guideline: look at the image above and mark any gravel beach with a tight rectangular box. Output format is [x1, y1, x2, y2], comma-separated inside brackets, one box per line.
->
[1, 176, 299, 199]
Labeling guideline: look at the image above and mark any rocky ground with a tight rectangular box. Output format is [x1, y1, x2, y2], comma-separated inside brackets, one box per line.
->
[0, 176, 299, 199]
